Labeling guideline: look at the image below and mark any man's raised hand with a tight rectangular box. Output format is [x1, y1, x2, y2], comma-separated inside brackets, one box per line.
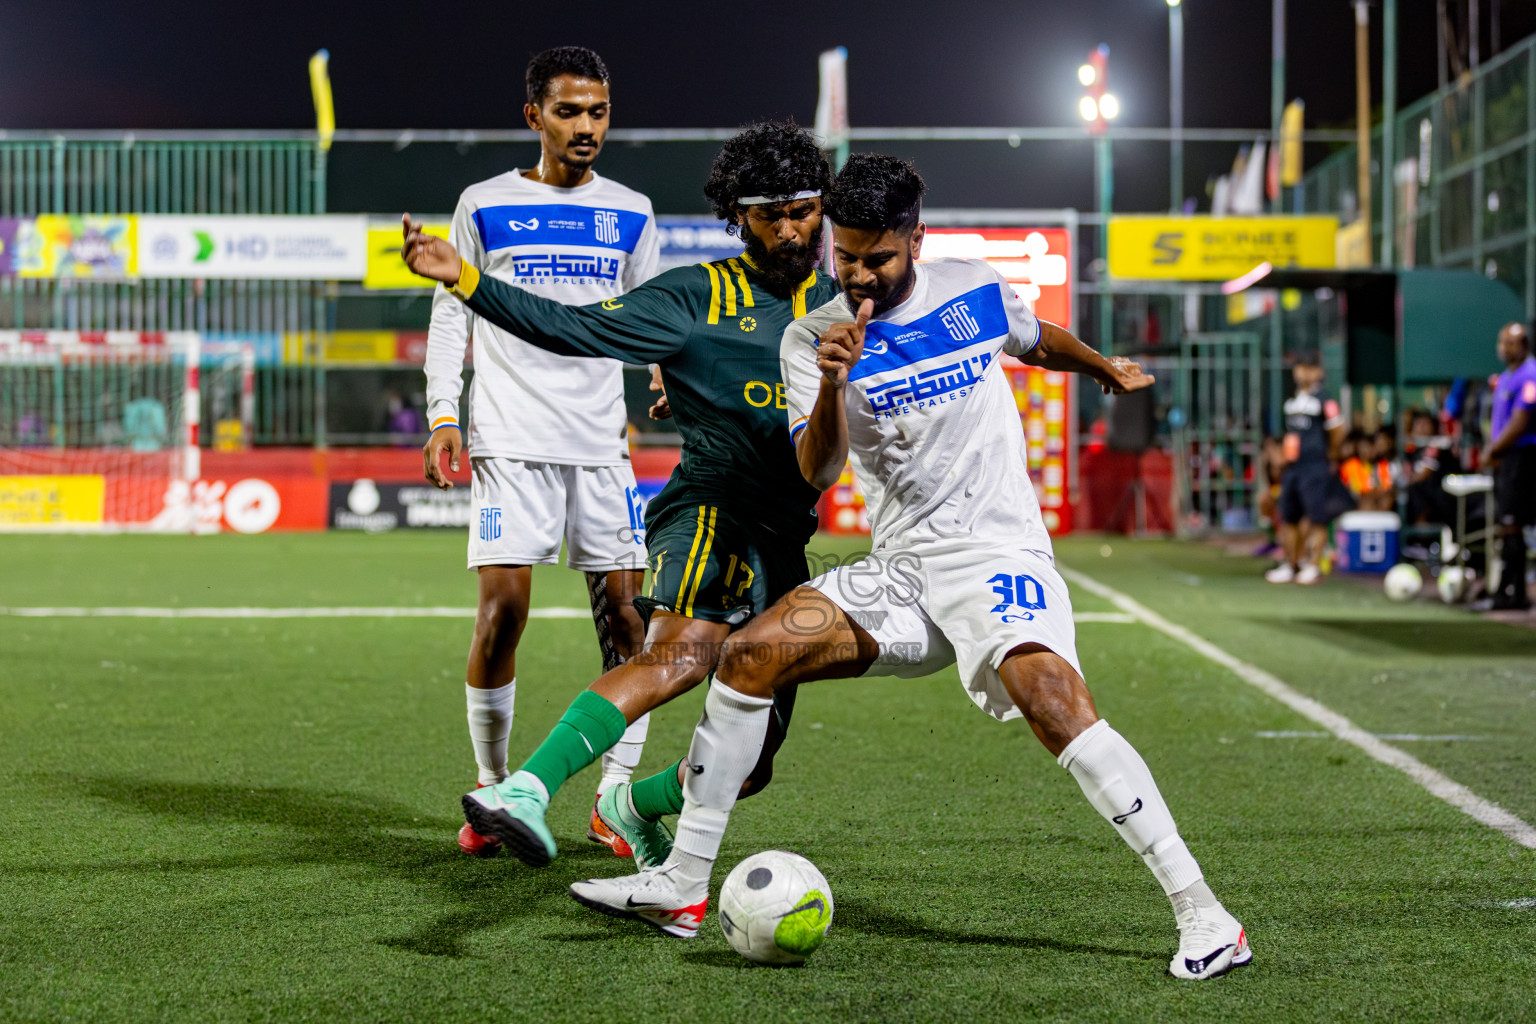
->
[816, 298, 874, 388]
[401, 214, 463, 285]
[1101, 356, 1156, 395]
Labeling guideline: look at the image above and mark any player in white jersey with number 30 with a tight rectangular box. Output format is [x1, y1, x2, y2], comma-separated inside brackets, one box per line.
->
[566, 154, 1252, 982]
[421, 47, 659, 860]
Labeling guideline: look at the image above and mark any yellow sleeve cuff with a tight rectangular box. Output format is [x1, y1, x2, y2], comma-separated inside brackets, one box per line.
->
[448, 259, 480, 301]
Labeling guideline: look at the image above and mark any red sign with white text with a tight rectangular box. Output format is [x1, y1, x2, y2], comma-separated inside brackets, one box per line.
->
[922, 228, 1073, 329]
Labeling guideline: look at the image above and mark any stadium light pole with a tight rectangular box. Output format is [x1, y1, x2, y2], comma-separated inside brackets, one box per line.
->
[1269, 0, 1285, 213]
[1080, 45, 1116, 356]
[1168, 0, 1183, 212]
[1381, 0, 1397, 268]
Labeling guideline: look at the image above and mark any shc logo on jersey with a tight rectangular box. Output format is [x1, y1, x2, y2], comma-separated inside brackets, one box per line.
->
[940, 300, 982, 342]
[594, 209, 621, 246]
[479, 507, 502, 542]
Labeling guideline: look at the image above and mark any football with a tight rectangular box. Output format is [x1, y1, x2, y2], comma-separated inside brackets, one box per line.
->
[1383, 562, 1423, 602]
[717, 851, 834, 966]
[1436, 565, 1471, 604]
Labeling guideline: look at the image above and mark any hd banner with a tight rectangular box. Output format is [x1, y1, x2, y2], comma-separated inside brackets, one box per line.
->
[1107, 216, 1337, 281]
[137, 215, 368, 280]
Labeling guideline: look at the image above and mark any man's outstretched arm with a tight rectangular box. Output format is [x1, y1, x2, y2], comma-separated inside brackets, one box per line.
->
[1020, 321, 1155, 395]
[402, 214, 690, 365]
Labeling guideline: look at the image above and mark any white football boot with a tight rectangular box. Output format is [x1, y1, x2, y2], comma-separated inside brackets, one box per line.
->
[569, 864, 707, 938]
[1294, 562, 1322, 585]
[1264, 563, 1296, 584]
[1169, 902, 1252, 980]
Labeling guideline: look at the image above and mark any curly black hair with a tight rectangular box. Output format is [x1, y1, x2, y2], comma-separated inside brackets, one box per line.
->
[825, 153, 927, 236]
[703, 120, 832, 235]
[526, 46, 609, 106]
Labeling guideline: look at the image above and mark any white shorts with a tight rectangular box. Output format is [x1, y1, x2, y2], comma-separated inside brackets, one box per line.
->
[467, 457, 647, 572]
[807, 542, 1082, 722]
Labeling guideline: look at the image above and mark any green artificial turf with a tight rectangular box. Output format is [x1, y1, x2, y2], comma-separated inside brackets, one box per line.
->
[1, 532, 1533, 1023]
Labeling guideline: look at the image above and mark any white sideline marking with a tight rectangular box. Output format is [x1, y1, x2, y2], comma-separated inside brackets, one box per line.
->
[1073, 611, 1137, 623]
[1256, 730, 1488, 742]
[0, 605, 1141, 625]
[0, 605, 582, 619]
[1061, 566, 1536, 851]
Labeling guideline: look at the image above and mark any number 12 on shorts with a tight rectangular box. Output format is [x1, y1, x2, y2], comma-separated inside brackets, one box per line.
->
[989, 573, 1045, 622]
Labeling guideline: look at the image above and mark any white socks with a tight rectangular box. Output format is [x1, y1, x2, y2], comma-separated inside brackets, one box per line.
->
[666, 680, 774, 897]
[1058, 719, 1205, 897]
[597, 713, 652, 795]
[465, 680, 515, 787]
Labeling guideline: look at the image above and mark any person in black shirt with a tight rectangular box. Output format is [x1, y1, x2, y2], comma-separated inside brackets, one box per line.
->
[1266, 356, 1350, 585]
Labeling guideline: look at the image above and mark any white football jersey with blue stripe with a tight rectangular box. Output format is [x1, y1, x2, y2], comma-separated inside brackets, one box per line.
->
[782, 258, 1047, 553]
[425, 170, 659, 465]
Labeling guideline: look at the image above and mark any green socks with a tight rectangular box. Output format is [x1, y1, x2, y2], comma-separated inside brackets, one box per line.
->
[629, 757, 686, 821]
[520, 690, 628, 798]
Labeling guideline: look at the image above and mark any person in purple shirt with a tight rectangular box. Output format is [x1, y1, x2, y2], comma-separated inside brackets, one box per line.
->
[1477, 322, 1536, 610]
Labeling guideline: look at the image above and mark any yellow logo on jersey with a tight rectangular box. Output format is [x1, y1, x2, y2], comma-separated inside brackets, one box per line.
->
[601, 298, 624, 311]
[743, 381, 787, 409]
[739, 316, 757, 332]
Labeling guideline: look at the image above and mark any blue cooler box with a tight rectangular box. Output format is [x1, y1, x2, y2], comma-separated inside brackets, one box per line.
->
[1334, 511, 1401, 573]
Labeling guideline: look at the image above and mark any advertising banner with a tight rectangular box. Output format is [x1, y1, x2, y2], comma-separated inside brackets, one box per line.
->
[0, 218, 20, 276]
[329, 479, 474, 532]
[16, 216, 137, 279]
[102, 476, 328, 533]
[138, 215, 368, 279]
[364, 222, 450, 289]
[1108, 216, 1337, 280]
[655, 218, 744, 272]
[0, 475, 105, 530]
[922, 228, 1073, 329]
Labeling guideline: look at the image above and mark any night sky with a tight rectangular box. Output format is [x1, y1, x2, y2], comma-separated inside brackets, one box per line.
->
[1, 1, 1530, 211]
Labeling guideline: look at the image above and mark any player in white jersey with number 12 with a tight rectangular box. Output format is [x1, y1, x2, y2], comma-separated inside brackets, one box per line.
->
[567, 154, 1252, 981]
[421, 47, 659, 860]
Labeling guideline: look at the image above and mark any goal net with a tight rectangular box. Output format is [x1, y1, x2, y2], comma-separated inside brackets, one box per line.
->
[0, 331, 219, 532]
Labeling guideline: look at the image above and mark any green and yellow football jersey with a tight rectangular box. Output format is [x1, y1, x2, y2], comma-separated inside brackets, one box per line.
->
[451, 254, 840, 542]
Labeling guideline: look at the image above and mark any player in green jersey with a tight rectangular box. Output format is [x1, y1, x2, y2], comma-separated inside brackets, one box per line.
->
[403, 121, 841, 869]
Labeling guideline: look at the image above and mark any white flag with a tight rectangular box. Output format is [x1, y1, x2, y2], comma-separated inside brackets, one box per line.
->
[814, 47, 848, 149]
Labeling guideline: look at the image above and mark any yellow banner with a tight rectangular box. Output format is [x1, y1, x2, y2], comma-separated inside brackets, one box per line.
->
[322, 331, 399, 363]
[0, 475, 105, 529]
[363, 224, 449, 290]
[1108, 216, 1337, 280]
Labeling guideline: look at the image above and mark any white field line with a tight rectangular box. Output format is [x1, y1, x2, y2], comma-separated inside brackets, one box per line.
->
[0, 604, 1139, 624]
[1061, 565, 1536, 851]
[1256, 730, 1489, 742]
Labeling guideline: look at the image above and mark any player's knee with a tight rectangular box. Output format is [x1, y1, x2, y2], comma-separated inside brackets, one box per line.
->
[1008, 653, 1089, 731]
[473, 591, 525, 655]
[716, 638, 778, 698]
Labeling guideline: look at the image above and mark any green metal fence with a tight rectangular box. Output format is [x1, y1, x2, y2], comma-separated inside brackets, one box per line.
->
[1301, 35, 1536, 316]
[0, 138, 328, 444]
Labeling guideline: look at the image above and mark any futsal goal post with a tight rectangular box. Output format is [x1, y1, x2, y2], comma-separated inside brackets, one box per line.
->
[0, 331, 247, 532]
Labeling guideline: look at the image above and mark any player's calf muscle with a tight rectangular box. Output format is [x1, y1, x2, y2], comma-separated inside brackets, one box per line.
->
[1000, 648, 1098, 754]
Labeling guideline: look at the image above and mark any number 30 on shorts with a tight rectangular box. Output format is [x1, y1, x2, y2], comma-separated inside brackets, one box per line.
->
[988, 572, 1045, 623]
